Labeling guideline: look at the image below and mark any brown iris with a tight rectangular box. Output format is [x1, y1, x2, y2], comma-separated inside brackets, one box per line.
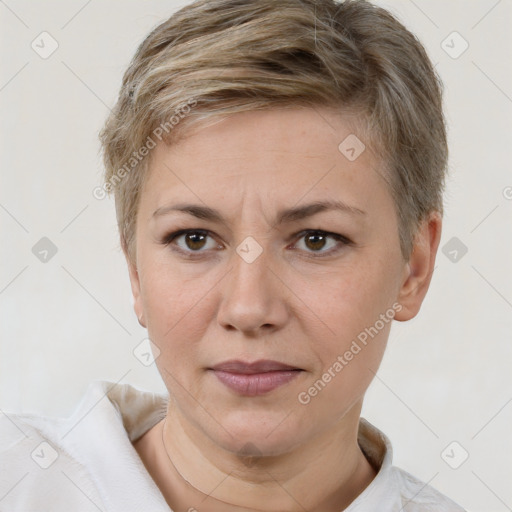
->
[184, 232, 208, 250]
[304, 232, 327, 251]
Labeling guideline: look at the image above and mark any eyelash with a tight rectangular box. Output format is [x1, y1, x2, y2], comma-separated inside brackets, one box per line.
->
[161, 229, 352, 259]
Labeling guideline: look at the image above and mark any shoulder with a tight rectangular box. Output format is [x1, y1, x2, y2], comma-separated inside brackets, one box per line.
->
[1, 407, 66, 458]
[391, 466, 467, 511]
[0, 380, 170, 511]
[354, 418, 466, 512]
[0, 380, 130, 510]
[0, 408, 104, 511]
[0, 380, 115, 456]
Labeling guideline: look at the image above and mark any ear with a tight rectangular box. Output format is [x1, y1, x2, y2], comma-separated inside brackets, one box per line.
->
[394, 211, 442, 322]
[125, 249, 147, 328]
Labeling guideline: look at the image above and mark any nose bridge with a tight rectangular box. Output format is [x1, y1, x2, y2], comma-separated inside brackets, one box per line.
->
[218, 236, 287, 333]
[229, 237, 273, 301]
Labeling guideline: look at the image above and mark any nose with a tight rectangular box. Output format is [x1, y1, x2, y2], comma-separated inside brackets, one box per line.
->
[217, 242, 290, 336]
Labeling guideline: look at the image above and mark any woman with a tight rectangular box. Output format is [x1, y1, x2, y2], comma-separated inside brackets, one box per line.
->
[1, 0, 466, 510]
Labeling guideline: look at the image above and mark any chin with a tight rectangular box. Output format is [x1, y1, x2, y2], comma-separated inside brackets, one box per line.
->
[206, 409, 307, 457]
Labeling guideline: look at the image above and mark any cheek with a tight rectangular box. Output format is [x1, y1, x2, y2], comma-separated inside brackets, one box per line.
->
[310, 286, 392, 388]
[296, 295, 393, 422]
[299, 254, 399, 385]
[139, 262, 218, 365]
[309, 259, 398, 334]
[140, 255, 209, 323]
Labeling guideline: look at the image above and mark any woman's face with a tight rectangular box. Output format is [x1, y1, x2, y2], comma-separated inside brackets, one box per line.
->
[129, 107, 412, 456]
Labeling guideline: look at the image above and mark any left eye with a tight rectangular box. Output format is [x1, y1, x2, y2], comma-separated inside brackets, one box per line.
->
[292, 230, 350, 255]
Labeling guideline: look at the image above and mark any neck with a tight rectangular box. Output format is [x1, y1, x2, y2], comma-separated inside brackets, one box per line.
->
[144, 400, 377, 512]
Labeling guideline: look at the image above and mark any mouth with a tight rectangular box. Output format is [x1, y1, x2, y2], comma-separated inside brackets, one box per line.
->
[208, 359, 304, 396]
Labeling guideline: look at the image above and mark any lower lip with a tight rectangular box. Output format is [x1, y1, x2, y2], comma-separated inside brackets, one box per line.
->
[211, 370, 302, 396]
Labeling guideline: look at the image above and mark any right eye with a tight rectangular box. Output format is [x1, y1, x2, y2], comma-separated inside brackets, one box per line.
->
[162, 229, 223, 258]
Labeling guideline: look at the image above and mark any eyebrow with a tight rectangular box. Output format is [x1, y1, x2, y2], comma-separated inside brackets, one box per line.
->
[152, 200, 366, 225]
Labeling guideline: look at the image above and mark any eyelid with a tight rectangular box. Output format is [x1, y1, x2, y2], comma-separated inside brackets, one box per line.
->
[162, 229, 221, 257]
[289, 230, 352, 258]
[162, 228, 352, 257]
[291, 229, 352, 247]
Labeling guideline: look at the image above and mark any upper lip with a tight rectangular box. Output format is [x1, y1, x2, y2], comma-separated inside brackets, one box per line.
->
[209, 359, 302, 374]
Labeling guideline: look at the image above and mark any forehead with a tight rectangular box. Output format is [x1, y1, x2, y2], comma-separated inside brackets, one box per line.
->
[139, 107, 392, 221]
[165, 106, 364, 160]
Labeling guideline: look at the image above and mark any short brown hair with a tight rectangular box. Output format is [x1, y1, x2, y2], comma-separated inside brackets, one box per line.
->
[99, 0, 448, 265]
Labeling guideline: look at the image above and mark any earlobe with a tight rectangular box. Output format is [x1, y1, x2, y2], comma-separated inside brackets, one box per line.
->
[394, 212, 442, 322]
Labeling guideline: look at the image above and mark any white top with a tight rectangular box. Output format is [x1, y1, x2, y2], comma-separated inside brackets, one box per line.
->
[0, 380, 466, 511]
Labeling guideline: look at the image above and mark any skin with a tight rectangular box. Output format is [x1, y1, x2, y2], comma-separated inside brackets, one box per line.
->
[129, 106, 442, 511]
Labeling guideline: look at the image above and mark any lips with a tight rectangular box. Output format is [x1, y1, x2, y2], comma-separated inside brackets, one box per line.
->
[210, 359, 302, 374]
[208, 359, 303, 396]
